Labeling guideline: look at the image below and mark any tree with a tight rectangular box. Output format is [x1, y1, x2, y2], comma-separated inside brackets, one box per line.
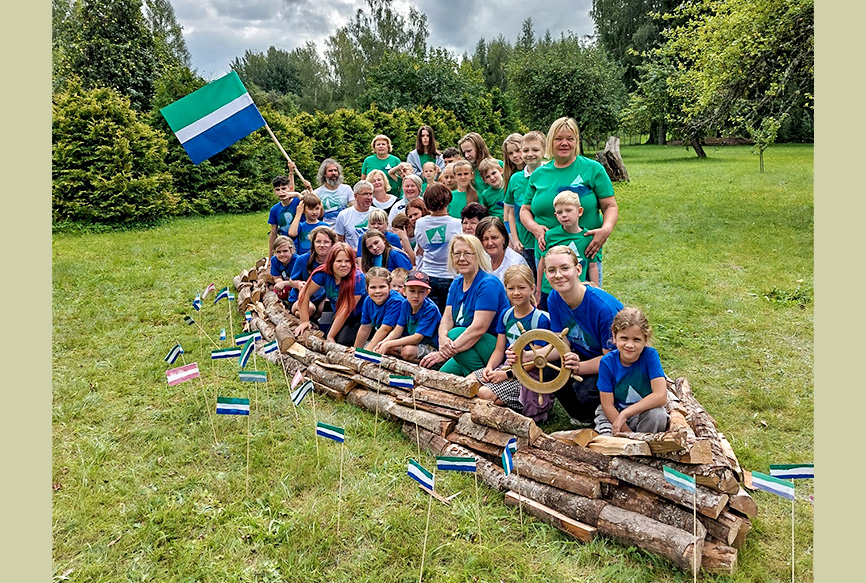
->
[289, 42, 335, 113]
[515, 18, 536, 53]
[142, 0, 192, 70]
[230, 47, 303, 96]
[471, 36, 512, 93]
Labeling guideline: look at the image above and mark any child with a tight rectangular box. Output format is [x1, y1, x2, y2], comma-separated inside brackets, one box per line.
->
[501, 133, 525, 254]
[421, 161, 440, 193]
[460, 202, 489, 235]
[537, 190, 598, 307]
[374, 270, 442, 363]
[354, 267, 404, 349]
[390, 267, 409, 296]
[357, 209, 403, 260]
[270, 235, 298, 301]
[439, 162, 458, 191]
[267, 174, 300, 258]
[447, 159, 478, 219]
[594, 307, 669, 435]
[361, 134, 402, 197]
[513, 131, 546, 277]
[477, 157, 506, 220]
[288, 192, 323, 255]
[288, 226, 335, 317]
[441, 147, 462, 166]
[475, 265, 552, 419]
[359, 229, 413, 273]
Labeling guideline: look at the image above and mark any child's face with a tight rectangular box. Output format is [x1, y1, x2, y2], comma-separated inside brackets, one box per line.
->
[407, 207, 423, 225]
[275, 244, 293, 264]
[422, 166, 437, 181]
[391, 278, 406, 296]
[454, 166, 473, 189]
[505, 279, 533, 307]
[443, 154, 460, 165]
[365, 235, 386, 257]
[521, 140, 544, 168]
[482, 167, 503, 189]
[460, 142, 477, 163]
[440, 168, 457, 190]
[305, 204, 322, 221]
[614, 325, 648, 366]
[462, 217, 479, 235]
[373, 139, 390, 156]
[313, 233, 333, 259]
[367, 277, 391, 304]
[554, 203, 582, 229]
[544, 253, 581, 291]
[274, 184, 291, 202]
[369, 218, 387, 233]
[506, 143, 523, 166]
[405, 285, 429, 307]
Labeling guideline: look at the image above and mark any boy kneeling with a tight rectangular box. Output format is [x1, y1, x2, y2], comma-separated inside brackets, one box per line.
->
[374, 270, 441, 363]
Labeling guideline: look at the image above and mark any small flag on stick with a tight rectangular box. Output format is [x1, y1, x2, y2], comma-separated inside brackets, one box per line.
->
[216, 396, 250, 415]
[160, 71, 267, 165]
[769, 464, 814, 480]
[220, 328, 227, 341]
[354, 347, 383, 364]
[262, 340, 278, 354]
[166, 362, 200, 386]
[501, 447, 514, 476]
[214, 287, 230, 304]
[184, 315, 195, 325]
[164, 343, 184, 364]
[506, 437, 518, 454]
[239, 370, 268, 383]
[316, 422, 345, 443]
[228, 293, 235, 301]
[408, 459, 435, 490]
[211, 347, 242, 359]
[239, 338, 255, 368]
[663, 466, 697, 493]
[202, 283, 216, 299]
[291, 379, 314, 406]
[436, 456, 476, 472]
[291, 370, 303, 390]
[192, 295, 202, 311]
[245, 311, 252, 322]
[751, 471, 795, 500]
[388, 375, 414, 389]
[235, 331, 261, 345]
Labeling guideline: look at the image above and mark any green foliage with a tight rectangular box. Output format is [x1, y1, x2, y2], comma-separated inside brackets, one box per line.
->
[53, 82, 175, 227]
[143, 0, 192, 70]
[231, 47, 303, 96]
[470, 35, 512, 92]
[290, 41, 336, 114]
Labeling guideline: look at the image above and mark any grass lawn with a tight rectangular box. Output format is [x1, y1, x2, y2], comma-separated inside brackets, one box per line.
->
[52, 143, 813, 582]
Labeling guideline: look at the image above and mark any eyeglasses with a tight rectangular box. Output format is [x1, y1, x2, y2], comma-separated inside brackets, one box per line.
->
[451, 251, 476, 258]
[545, 265, 574, 277]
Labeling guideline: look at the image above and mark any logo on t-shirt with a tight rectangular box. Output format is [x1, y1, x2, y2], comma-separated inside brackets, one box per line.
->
[385, 163, 392, 171]
[426, 226, 447, 245]
[624, 385, 643, 406]
[566, 320, 590, 351]
[455, 304, 466, 326]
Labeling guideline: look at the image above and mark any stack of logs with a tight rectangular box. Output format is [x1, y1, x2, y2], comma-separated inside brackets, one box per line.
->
[232, 262, 755, 574]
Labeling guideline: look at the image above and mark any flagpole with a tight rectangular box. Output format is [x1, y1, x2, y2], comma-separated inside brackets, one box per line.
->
[226, 297, 234, 342]
[264, 367, 274, 440]
[411, 386, 422, 460]
[418, 468, 435, 583]
[693, 482, 697, 583]
[281, 358, 300, 421]
[374, 361, 383, 439]
[312, 385, 320, 467]
[181, 345, 218, 445]
[337, 442, 344, 538]
[263, 124, 311, 190]
[252, 349, 259, 414]
[791, 491, 795, 583]
[192, 318, 220, 348]
[474, 471, 482, 544]
[516, 464, 523, 529]
[246, 407, 251, 498]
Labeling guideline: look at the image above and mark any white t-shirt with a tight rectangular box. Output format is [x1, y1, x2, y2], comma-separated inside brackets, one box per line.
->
[334, 205, 372, 252]
[388, 197, 410, 226]
[489, 247, 529, 283]
[414, 215, 462, 279]
[315, 184, 353, 228]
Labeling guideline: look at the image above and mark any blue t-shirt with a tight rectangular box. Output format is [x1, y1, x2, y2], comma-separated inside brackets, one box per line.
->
[598, 347, 666, 411]
[270, 255, 297, 280]
[547, 286, 623, 360]
[268, 199, 301, 236]
[360, 290, 403, 330]
[295, 219, 321, 255]
[446, 270, 510, 336]
[311, 270, 367, 315]
[397, 297, 442, 347]
[495, 306, 551, 348]
[356, 231, 403, 257]
[288, 253, 325, 303]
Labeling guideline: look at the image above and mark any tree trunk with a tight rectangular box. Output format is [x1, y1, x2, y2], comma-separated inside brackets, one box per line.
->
[594, 136, 630, 182]
[412, 388, 476, 413]
[512, 450, 603, 498]
[701, 541, 737, 575]
[504, 492, 597, 542]
[454, 413, 527, 449]
[522, 446, 618, 484]
[607, 483, 706, 540]
[470, 400, 542, 441]
[531, 434, 611, 472]
[690, 136, 707, 158]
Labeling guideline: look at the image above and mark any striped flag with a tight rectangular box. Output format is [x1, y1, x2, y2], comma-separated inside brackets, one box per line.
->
[164, 343, 183, 365]
[239, 370, 268, 383]
[316, 422, 345, 443]
[184, 315, 195, 325]
[166, 362, 200, 386]
[663, 466, 696, 494]
[506, 437, 518, 454]
[751, 471, 795, 500]
[211, 347, 242, 359]
[355, 347, 383, 364]
[214, 287, 229, 304]
[192, 295, 202, 311]
[245, 311, 252, 322]
[262, 340, 278, 354]
[769, 464, 814, 480]
[216, 396, 250, 415]
[389, 375, 414, 389]
[220, 328, 227, 341]
[436, 456, 476, 472]
[408, 459, 435, 491]
[160, 71, 266, 165]
[291, 379, 314, 406]
[502, 447, 514, 476]
[202, 283, 216, 299]
[291, 370, 303, 390]
[238, 338, 255, 368]
[228, 293, 235, 302]
[234, 331, 261, 345]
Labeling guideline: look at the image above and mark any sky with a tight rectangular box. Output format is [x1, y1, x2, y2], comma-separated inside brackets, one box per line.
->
[172, 0, 596, 80]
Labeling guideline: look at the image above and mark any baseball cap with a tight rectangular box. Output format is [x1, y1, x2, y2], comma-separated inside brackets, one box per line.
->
[405, 269, 431, 290]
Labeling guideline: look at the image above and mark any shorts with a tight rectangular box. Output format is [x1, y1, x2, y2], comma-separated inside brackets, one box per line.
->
[473, 366, 522, 412]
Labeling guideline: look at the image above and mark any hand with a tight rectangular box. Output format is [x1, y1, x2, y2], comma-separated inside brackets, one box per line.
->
[439, 337, 457, 358]
[504, 347, 517, 367]
[534, 289, 542, 306]
[562, 351, 581, 374]
[295, 321, 312, 336]
[301, 179, 312, 192]
[490, 370, 508, 383]
[480, 367, 494, 383]
[533, 226, 549, 251]
[326, 335, 336, 343]
[373, 340, 389, 354]
[612, 412, 630, 435]
[419, 350, 446, 368]
[297, 200, 306, 212]
[287, 160, 296, 171]
[509, 238, 524, 254]
[584, 225, 613, 259]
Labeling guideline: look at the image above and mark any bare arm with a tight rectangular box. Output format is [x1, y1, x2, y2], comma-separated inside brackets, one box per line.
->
[584, 196, 619, 259]
[353, 324, 372, 349]
[614, 376, 668, 433]
[288, 201, 305, 238]
[294, 279, 322, 335]
[268, 225, 278, 259]
[520, 204, 549, 251]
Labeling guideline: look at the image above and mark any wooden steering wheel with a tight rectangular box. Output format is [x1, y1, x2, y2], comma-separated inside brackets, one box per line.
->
[509, 324, 583, 397]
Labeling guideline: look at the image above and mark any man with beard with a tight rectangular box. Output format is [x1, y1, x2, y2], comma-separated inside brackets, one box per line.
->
[314, 158, 354, 228]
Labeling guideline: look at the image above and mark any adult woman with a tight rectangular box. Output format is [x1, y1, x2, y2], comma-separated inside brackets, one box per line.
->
[288, 226, 336, 318]
[295, 242, 367, 346]
[419, 234, 510, 376]
[407, 125, 445, 175]
[388, 174, 424, 226]
[515, 246, 623, 424]
[520, 117, 618, 286]
[412, 183, 462, 313]
[366, 169, 398, 215]
[360, 134, 402, 196]
[459, 132, 502, 198]
[475, 216, 528, 284]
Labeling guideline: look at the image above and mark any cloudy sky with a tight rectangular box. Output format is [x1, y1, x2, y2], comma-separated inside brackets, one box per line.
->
[172, 0, 596, 80]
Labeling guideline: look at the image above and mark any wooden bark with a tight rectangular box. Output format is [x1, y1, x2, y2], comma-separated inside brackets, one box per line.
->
[387, 402, 455, 437]
[616, 430, 688, 454]
[698, 510, 744, 547]
[608, 484, 706, 540]
[377, 355, 480, 397]
[306, 363, 355, 394]
[587, 435, 652, 456]
[672, 377, 736, 474]
[512, 450, 602, 498]
[255, 257, 267, 269]
[455, 413, 527, 449]
[412, 388, 476, 413]
[260, 273, 275, 285]
[263, 290, 281, 310]
[504, 492, 597, 542]
[470, 400, 542, 441]
[251, 315, 275, 343]
[392, 395, 464, 420]
[310, 380, 345, 401]
[504, 473, 607, 526]
[732, 516, 751, 549]
[701, 541, 737, 575]
[237, 286, 252, 310]
[653, 439, 714, 465]
[232, 274, 244, 290]
[241, 269, 250, 282]
[728, 486, 758, 519]
[632, 456, 739, 495]
[274, 322, 296, 353]
[446, 432, 505, 457]
[550, 429, 598, 447]
[718, 432, 743, 479]
[523, 447, 618, 485]
[608, 458, 729, 519]
[531, 434, 611, 472]
[250, 283, 266, 303]
[345, 388, 398, 420]
[594, 136, 630, 182]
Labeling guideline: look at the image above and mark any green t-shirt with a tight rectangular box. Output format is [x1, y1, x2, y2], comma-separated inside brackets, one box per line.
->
[479, 184, 505, 219]
[362, 154, 402, 198]
[417, 153, 435, 169]
[505, 170, 535, 249]
[526, 156, 615, 256]
[473, 158, 504, 201]
[539, 225, 591, 294]
[448, 189, 468, 219]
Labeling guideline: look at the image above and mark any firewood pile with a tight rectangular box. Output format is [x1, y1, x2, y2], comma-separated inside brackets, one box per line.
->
[233, 263, 755, 574]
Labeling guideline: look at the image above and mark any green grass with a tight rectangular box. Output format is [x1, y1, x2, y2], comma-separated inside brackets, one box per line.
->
[53, 144, 813, 582]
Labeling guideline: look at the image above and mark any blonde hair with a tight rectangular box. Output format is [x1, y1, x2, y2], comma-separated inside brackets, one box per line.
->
[371, 134, 392, 151]
[273, 235, 295, 255]
[553, 191, 583, 209]
[503, 264, 536, 305]
[477, 157, 502, 178]
[611, 307, 653, 345]
[502, 133, 523, 187]
[365, 266, 392, 287]
[545, 117, 581, 160]
[391, 267, 409, 283]
[545, 245, 582, 270]
[368, 209, 389, 226]
[451, 159, 478, 204]
[447, 234, 491, 275]
[366, 168, 392, 193]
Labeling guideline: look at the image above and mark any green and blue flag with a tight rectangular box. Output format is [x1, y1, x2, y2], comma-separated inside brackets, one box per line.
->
[316, 422, 345, 443]
[216, 396, 250, 415]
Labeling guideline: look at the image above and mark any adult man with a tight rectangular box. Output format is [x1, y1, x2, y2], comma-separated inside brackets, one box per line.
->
[334, 180, 374, 252]
[314, 159, 354, 228]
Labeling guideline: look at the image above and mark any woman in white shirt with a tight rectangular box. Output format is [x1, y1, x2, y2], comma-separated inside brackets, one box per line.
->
[475, 216, 528, 284]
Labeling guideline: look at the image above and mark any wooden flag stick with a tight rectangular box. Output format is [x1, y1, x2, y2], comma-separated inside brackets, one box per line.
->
[373, 361, 383, 439]
[281, 360, 300, 421]
[411, 386, 422, 460]
[252, 350, 259, 413]
[693, 481, 697, 583]
[337, 442, 344, 537]
[264, 371, 274, 438]
[192, 318, 220, 348]
[515, 463, 524, 528]
[791, 492, 795, 583]
[312, 386, 320, 467]
[178, 345, 217, 445]
[246, 407, 251, 498]
[226, 298, 234, 342]
[418, 468, 436, 583]
[474, 471, 482, 544]
[264, 124, 311, 190]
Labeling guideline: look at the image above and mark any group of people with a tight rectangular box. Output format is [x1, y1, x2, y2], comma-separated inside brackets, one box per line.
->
[265, 118, 668, 436]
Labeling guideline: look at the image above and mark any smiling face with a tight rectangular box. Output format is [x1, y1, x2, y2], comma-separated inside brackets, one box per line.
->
[460, 142, 477, 163]
[481, 226, 506, 261]
[454, 166, 473, 190]
[365, 234, 386, 256]
[544, 252, 581, 292]
[505, 278, 533, 308]
[521, 139, 544, 169]
[506, 142, 523, 166]
[402, 178, 420, 200]
[368, 173, 386, 194]
[553, 128, 578, 164]
[333, 249, 354, 279]
[482, 166, 503, 189]
[407, 207, 423, 226]
[614, 325, 648, 366]
[451, 240, 478, 276]
[462, 217, 479, 235]
[367, 276, 391, 304]
[275, 243, 293, 264]
[354, 187, 373, 212]
[313, 233, 333, 261]
[373, 139, 390, 157]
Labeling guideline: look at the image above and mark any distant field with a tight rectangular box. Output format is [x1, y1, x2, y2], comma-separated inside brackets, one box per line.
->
[53, 143, 813, 583]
